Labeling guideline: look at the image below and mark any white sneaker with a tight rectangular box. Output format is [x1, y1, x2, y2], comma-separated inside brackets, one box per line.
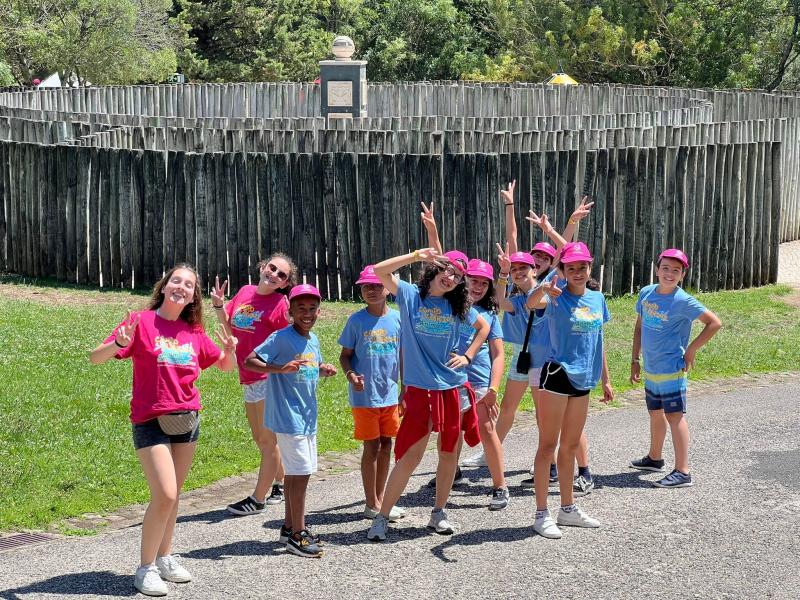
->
[427, 508, 454, 535]
[557, 506, 601, 528]
[155, 554, 192, 583]
[533, 512, 562, 539]
[363, 505, 407, 522]
[367, 514, 389, 541]
[134, 564, 168, 596]
[461, 450, 487, 467]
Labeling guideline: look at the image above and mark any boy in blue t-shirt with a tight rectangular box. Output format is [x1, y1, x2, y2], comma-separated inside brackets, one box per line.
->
[245, 284, 337, 558]
[629, 249, 722, 488]
[338, 265, 406, 523]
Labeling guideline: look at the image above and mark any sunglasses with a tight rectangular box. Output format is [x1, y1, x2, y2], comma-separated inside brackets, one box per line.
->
[266, 262, 289, 281]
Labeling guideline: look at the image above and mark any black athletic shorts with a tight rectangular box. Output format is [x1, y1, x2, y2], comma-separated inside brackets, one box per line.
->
[539, 362, 590, 398]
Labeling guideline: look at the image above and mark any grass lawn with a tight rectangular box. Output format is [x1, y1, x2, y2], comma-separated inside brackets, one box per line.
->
[1, 276, 799, 532]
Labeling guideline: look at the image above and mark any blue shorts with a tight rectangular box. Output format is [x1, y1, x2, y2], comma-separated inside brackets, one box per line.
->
[644, 372, 688, 413]
[507, 343, 529, 382]
[132, 417, 201, 450]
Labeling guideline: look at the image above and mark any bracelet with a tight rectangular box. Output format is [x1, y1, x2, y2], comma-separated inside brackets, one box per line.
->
[213, 304, 224, 310]
[568, 218, 578, 225]
[498, 273, 509, 279]
[345, 369, 356, 377]
[412, 250, 420, 260]
[504, 202, 513, 206]
[631, 358, 640, 364]
[463, 354, 472, 364]
[488, 386, 498, 394]
[114, 339, 127, 349]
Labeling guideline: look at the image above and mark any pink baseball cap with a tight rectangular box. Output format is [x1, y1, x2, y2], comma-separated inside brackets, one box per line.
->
[531, 242, 557, 259]
[509, 251, 535, 267]
[466, 258, 494, 280]
[288, 284, 321, 301]
[356, 265, 382, 285]
[443, 250, 468, 273]
[659, 248, 689, 269]
[558, 242, 593, 264]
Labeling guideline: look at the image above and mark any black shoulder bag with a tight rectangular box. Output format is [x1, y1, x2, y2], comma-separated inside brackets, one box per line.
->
[515, 308, 535, 374]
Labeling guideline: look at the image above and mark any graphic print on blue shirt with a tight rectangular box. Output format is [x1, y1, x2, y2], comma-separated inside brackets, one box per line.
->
[254, 327, 321, 435]
[636, 284, 706, 374]
[337, 308, 401, 408]
[545, 289, 610, 391]
[458, 305, 503, 388]
[396, 280, 479, 390]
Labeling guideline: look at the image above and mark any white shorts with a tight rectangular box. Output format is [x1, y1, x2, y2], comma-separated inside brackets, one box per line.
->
[458, 386, 486, 412]
[528, 367, 542, 388]
[242, 380, 268, 404]
[275, 433, 318, 475]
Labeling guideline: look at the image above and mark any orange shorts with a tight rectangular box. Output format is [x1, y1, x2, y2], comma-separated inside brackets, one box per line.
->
[351, 405, 400, 441]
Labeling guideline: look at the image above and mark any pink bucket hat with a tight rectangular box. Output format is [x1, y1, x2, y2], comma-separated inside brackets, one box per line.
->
[531, 242, 557, 259]
[658, 248, 690, 269]
[466, 258, 494, 280]
[509, 251, 535, 267]
[559, 242, 593, 264]
[288, 283, 321, 301]
[356, 265, 382, 285]
[443, 250, 468, 273]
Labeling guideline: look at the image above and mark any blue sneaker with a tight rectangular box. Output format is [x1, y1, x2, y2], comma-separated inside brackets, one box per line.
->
[653, 469, 693, 488]
[549, 464, 559, 483]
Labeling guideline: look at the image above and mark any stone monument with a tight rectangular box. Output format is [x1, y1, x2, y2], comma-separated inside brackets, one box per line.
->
[319, 36, 367, 122]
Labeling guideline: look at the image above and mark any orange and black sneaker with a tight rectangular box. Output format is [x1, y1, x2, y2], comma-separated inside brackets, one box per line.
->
[286, 529, 323, 558]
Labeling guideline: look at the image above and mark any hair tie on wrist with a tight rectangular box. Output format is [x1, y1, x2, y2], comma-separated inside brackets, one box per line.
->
[114, 339, 126, 349]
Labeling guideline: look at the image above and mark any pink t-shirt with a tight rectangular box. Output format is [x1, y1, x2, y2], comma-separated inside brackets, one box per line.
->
[225, 285, 290, 384]
[105, 310, 222, 424]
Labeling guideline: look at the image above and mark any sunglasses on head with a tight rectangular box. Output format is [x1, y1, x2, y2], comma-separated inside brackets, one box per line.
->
[267, 262, 288, 281]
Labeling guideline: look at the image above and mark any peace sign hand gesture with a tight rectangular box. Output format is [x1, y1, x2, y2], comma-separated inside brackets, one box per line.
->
[526, 211, 553, 234]
[415, 248, 447, 268]
[570, 196, 595, 223]
[420, 201, 436, 231]
[500, 180, 516, 206]
[216, 328, 237, 354]
[496, 242, 511, 274]
[115, 311, 141, 348]
[211, 276, 228, 309]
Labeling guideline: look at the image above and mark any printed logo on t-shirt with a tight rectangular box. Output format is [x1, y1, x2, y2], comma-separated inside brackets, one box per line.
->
[230, 304, 264, 331]
[296, 351, 319, 382]
[362, 328, 398, 356]
[570, 307, 603, 333]
[641, 300, 668, 330]
[415, 307, 454, 336]
[155, 336, 196, 366]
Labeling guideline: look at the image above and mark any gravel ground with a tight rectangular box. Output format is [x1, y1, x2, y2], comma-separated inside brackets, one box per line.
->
[1, 382, 798, 599]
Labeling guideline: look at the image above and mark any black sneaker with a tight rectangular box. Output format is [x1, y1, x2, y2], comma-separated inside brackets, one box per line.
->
[286, 530, 323, 558]
[488, 487, 510, 511]
[630, 455, 666, 472]
[427, 467, 467, 488]
[280, 524, 322, 545]
[227, 495, 266, 516]
[549, 464, 559, 483]
[265, 483, 284, 505]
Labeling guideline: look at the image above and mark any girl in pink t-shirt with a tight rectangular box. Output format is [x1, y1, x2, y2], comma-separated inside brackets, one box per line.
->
[210, 253, 297, 516]
[90, 264, 236, 597]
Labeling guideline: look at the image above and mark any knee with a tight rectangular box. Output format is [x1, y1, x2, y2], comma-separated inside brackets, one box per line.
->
[378, 437, 393, 455]
[537, 441, 558, 456]
[149, 487, 179, 512]
[362, 440, 380, 458]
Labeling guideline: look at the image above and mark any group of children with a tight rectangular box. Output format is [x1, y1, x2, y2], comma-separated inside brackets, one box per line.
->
[91, 182, 721, 596]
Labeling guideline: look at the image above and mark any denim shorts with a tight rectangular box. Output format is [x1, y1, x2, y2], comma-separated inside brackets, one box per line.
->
[507, 343, 529, 382]
[132, 416, 201, 450]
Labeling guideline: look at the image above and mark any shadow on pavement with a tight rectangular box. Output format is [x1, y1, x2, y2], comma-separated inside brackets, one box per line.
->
[429, 526, 536, 562]
[182, 540, 284, 560]
[176, 508, 231, 525]
[0, 571, 136, 599]
[594, 470, 652, 489]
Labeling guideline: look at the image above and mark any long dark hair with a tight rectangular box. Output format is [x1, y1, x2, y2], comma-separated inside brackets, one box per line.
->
[472, 277, 498, 313]
[148, 263, 204, 326]
[417, 264, 469, 319]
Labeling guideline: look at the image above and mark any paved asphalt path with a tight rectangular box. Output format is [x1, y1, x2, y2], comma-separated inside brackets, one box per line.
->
[1, 383, 798, 599]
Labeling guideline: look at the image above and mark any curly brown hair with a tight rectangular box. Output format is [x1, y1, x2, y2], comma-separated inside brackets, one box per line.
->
[417, 264, 470, 319]
[257, 252, 298, 295]
[147, 264, 204, 327]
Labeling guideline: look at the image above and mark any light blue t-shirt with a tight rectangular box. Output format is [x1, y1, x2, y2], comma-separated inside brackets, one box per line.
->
[396, 280, 480, 390]
[337, 307, 401, 408]
[457, 305, 503, 388]
[545, 289, 610, 390]
[501, 290, 533, 345]
[254, 327, 322, 435]
[636, 284, 707, 374]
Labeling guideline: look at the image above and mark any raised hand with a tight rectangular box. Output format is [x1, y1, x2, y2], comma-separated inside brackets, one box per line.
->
[500, 180, 516, 206]
[496, 242, 511, 274]
[280, 359, 309, 373]
[115, 310, 141, 348]
[570, 196, 595, 223]
[420, 201, 436, 230]
[541, 274, 563, 304]
[216, 328, 237, 353]
[415, 247, 447, 268]
[526, 210, 553, 234]
[211, 276, 228, 308]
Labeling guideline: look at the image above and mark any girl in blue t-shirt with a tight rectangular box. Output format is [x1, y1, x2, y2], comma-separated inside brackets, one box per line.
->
[366, 248, 490, 541]
[527, 242, 613, 540]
